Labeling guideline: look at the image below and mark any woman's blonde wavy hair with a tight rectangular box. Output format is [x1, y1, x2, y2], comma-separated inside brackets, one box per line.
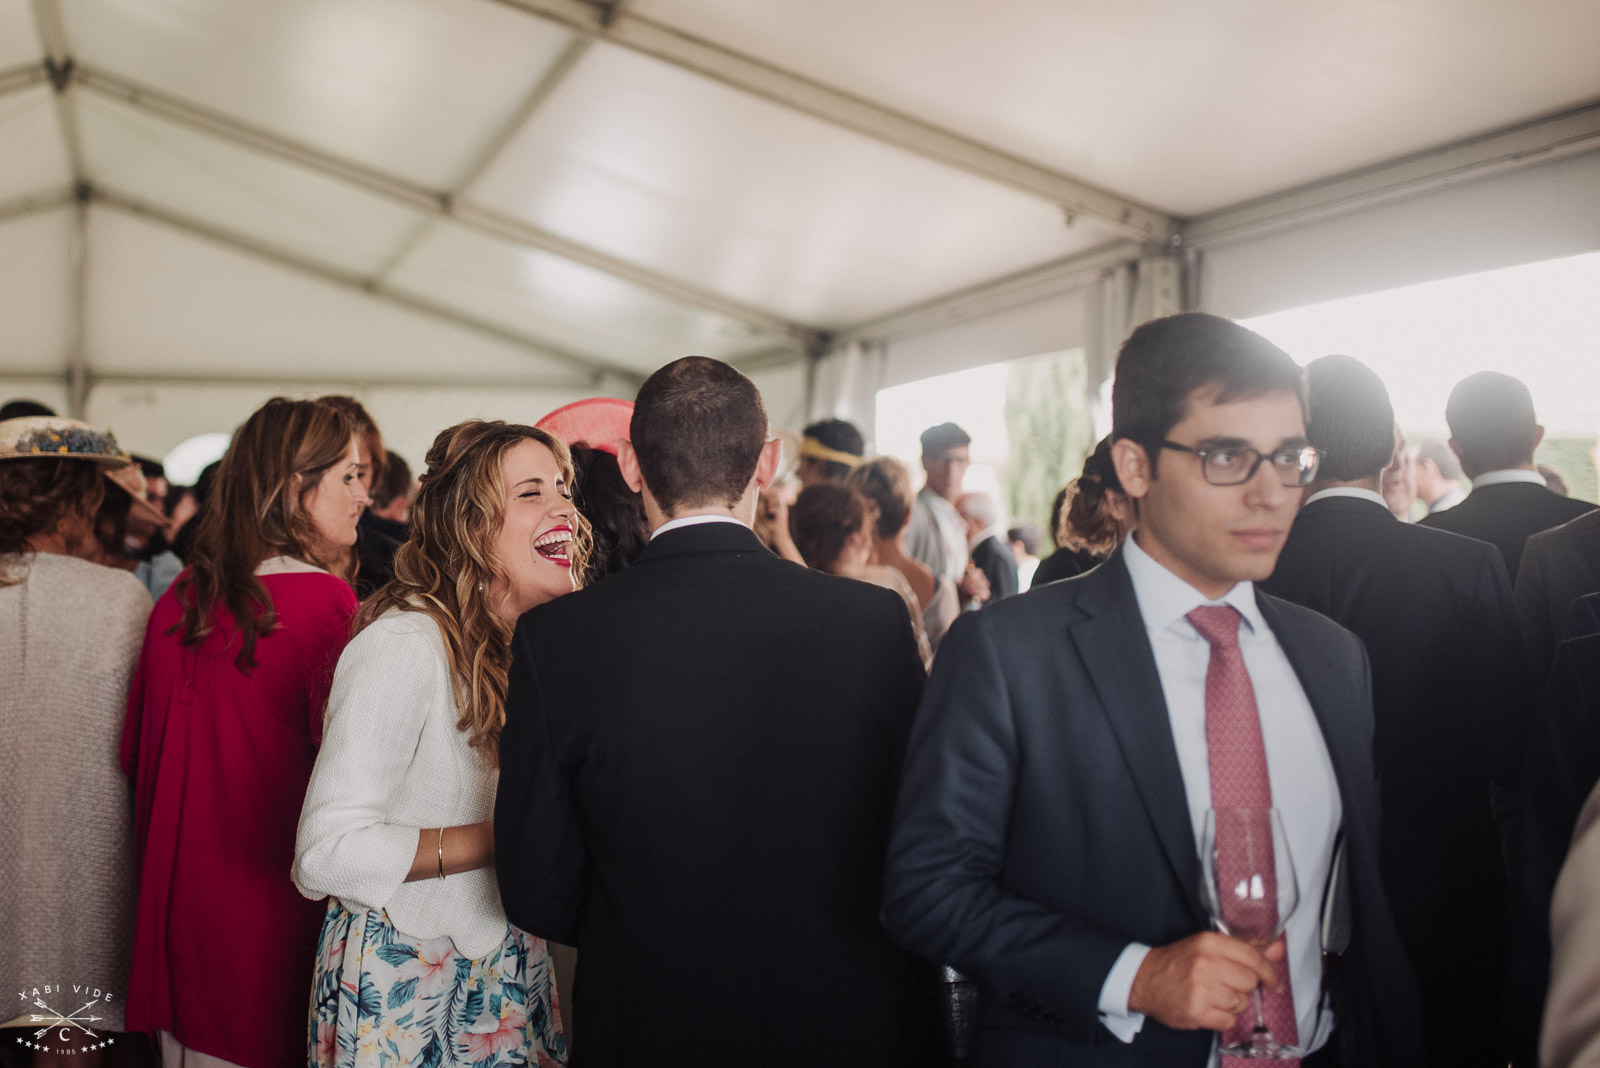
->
[358, 420, 591, 765]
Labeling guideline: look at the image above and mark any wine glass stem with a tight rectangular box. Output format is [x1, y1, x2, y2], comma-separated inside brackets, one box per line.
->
[1252, 986, 1267, 1033]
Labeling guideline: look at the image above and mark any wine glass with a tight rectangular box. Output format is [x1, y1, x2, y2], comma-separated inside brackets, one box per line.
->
[1199, 807, 1300, 1059]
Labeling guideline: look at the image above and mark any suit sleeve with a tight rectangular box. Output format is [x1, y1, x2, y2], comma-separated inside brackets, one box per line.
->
[1513, 535, 1560, 684]
[881, 610, 1130, 1042]
[1509, 635, 1600, 1063]
[1466, 549, 1533, 792]
[495, 615, 588, 945]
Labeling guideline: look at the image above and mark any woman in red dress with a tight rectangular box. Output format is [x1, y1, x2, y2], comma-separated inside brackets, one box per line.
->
[122, 397, 368, 1068]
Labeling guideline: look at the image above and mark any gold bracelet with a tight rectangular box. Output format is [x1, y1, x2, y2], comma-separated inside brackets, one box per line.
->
[436, 827, 446, 881]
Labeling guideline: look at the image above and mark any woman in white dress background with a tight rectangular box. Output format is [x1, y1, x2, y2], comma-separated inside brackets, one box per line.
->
[295, 420, 590, 1068]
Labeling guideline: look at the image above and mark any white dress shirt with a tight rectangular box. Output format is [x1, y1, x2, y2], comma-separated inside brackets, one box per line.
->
[1471, 467, 1548, 489]
[1304, 486, 1388, 510]
[1096, 533, 1340, 1061]
[650, 512, 749, 539]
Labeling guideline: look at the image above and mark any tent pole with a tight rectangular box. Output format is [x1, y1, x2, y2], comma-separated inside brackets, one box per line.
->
[65, 191, 89, 419]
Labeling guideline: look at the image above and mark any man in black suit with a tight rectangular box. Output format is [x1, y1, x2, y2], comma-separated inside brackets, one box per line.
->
[883, 314, 1421, 1067]
[1513, 631, 1600, 1067]
[1515, 509, 1600, 681]
[1261, 354, 1526, 1068]
[957, 491, 1020, 601]
[1417, 371, 1594, 580]
[495, 357, 939, 1067]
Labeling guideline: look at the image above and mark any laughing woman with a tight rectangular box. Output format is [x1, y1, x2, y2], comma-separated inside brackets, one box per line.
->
[294, 421, 586, 1067]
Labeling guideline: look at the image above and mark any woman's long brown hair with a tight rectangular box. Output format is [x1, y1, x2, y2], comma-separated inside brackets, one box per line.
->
[173, 398, 356, 671]
[357, 421, 591, 765]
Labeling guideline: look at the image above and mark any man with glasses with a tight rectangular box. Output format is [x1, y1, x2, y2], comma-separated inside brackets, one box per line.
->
[1263, 354, 1524, 1068]
[883, 313, 1420, 1067]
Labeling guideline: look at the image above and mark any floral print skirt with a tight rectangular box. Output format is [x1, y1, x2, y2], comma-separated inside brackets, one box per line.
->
[308, 900, 566, 1068]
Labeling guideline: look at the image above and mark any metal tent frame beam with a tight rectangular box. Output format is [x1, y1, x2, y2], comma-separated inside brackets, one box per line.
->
[0, 185, 75, 226]
[93, 187, 646, 387]
[1183, 99, 1600, 249]
[71, 65, 819, 348]
[491, 0, 1178, 243]
[0, 61, 48, 97]
[32, 0, 91, 416]
[39, 366, 601, 392]
[836, 239, 1144, 344]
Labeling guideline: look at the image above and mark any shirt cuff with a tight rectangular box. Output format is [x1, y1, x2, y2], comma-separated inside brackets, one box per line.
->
[1097, 942, 1151, 1043]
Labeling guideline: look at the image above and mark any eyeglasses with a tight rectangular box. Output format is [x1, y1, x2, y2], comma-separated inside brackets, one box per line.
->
[1159, 440, 1323, 487]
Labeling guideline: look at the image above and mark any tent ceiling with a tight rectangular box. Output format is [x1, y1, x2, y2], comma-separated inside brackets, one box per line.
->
[1, 0, 1598, 407]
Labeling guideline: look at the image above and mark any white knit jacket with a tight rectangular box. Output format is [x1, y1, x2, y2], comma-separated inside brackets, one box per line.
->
[293, 606, 510, 957]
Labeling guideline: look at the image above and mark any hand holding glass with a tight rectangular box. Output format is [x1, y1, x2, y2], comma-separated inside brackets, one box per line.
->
[1199, 807, 1300, 1059]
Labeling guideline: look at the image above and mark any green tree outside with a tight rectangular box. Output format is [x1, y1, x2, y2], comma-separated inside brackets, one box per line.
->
[1536, 435, 1599, 503]
[1003, 349, 1097, 536]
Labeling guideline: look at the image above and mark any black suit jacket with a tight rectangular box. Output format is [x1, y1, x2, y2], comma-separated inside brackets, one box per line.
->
[1511, 632, 1600, 1067]
[971, 533, 1019, 601]
[1418, 479, 1595, 582]
[1569, 591, 1600, 642]
[1514, 509, 1600, 682]
[495, 522, 940, 1067]
[882, 548, 1422, 1067]
[1262, 495, 1526, 1068]
[1030, 546, 1103, 588]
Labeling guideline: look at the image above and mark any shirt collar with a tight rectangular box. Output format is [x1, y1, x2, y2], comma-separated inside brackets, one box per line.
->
[968, 524, 1006, 550]
[1122, 530, 1265, 640]
[650, 513, 749, 540]
[1472, 468, 1547, 488]
[1304, 486, 1389, 509]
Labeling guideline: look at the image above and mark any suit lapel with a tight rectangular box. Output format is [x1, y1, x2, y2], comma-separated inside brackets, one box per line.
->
[1069, 552, 1206, 924]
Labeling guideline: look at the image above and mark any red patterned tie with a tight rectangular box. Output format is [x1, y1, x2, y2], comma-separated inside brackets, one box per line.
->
[1187, 605, 1300, 1067]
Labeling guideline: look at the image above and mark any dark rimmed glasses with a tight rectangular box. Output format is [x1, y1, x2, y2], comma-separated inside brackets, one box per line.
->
[1160, 440, 1323, 487]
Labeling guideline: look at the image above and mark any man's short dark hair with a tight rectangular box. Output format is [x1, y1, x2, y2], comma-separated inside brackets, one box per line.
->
[920, 422, 970, 457]
[631, 357, 767, 513]
[0, 399, 56, 420]
[1304, 354, 1396, 482]
[1111, 313, 1305, 466]
[371, 450, 413, 510]
[1444, 371, 1538, 474]
[1008, 521, 1041, 557]
[802, 418, 865, 481]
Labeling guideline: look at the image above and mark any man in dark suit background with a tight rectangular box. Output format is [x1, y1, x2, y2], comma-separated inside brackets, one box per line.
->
[494, 357, 938, 1067]
[958, 490, 1020, 601]
[883, 313, 1421, 1067]
[1261, 354, 1525, 1068]
[1513, 630, 1600, 1067]
[1515, 510, 1600, 681]
[1417, 371, 1594, 580]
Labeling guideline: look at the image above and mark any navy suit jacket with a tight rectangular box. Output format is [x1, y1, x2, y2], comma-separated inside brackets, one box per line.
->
[1511, 631, 1600, 1067]
[1515, 509, 1600, 681]
[882, 547, 1422, 1067]
[971, 533, 1020, 601]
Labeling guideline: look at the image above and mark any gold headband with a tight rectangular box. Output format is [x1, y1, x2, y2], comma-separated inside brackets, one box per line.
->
[800, 436, 863, 468]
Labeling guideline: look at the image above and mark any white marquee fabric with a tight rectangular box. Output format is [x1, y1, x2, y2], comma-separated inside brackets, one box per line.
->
[1, 0, 1596, 467]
